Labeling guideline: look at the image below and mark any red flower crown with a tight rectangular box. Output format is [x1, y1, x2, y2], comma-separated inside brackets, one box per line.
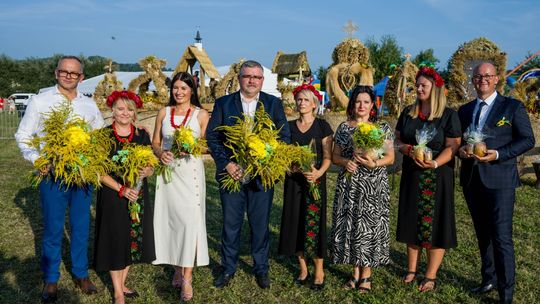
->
[106, 90, 143, 108]
[416, 67, 445, 88]
[292, 84, 323, 102]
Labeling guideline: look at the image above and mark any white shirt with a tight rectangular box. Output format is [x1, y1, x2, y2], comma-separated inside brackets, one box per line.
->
[472, 91, 499, 159]
[14, 86, 105, 164]
[472, 91, 498, 130]
[240, 92, 259, 119]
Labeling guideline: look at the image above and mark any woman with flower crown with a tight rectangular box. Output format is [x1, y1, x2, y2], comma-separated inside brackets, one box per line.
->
[277, 84, 333, 290]
[330, 85, 394, 294]
[395, 66, 461, 292]
[94, 91, 156, 304]
[151, 72, 209, 302]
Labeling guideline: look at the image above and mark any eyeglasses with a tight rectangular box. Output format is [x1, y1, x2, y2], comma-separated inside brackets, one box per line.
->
[57, 69, 82, 79]
[472, 74, 496, 81]
[240, 74, 264, 81]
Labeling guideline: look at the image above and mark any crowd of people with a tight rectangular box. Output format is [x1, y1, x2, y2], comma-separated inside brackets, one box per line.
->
[14, 56, 535, 304]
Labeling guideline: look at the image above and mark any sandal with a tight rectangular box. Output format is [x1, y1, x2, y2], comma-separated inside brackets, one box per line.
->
[343, 276, 359, 290]
[402, 271, 416, 284]
[418, 277, 437, 292]
[357, 277, 372, 293]
[172, 269, 183, 289]
[181, 277, 193, 301]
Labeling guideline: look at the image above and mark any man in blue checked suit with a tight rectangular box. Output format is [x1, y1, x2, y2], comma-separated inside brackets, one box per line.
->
[206, 60, 290, 289]
[458, 62, 535, 304]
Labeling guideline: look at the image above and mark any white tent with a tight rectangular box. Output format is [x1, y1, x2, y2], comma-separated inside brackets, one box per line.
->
[43, 65, 282, 98]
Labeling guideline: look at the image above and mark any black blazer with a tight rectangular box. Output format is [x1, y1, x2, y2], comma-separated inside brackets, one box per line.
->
[206, 91, 291, 181]
[458, 94, 535, 189]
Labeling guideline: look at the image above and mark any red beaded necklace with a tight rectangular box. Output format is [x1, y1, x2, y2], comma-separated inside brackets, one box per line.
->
[112, 121, 134, 143]
[170, 106, 192, 129]
[418, 110, 430, 121]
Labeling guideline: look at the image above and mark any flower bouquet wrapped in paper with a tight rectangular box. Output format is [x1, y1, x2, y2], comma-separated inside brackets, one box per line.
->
[414, 124, 437, 162]
[352, 122, 387, 159]
[111, 144, 158, 222]
[216, 103, 304, 192]
[463, 125, 490, 157]
[29, 101, 114, 188]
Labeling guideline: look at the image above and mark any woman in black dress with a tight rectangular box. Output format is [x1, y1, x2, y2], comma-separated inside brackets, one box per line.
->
[94, 91, 156, 304]
[331, 85, 394, 293]
[278, 84, 333, 290]
[395, 67, 461, 292]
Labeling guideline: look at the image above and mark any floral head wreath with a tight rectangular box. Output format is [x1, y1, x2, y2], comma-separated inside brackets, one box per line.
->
[292, 84, 323, 102]
[106, 90, 143, 108]
[416, 67, 445, 88]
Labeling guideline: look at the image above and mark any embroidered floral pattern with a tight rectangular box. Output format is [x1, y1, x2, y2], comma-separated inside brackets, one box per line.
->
[129, 194, 144, 261]
[304, 180, 322, 258]
[417, 169, 437, 248]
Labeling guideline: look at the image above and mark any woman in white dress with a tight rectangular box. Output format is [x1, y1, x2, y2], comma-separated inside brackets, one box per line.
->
[152, 72, 209, 302]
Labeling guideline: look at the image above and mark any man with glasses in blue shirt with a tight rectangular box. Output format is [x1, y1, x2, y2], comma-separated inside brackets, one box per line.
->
[15, 56, 104, 303]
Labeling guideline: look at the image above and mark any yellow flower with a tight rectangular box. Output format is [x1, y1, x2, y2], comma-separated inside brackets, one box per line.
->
[358, 122, 375, 135]
[248, 135, 268, 159]
[178, 127, 196, 146]
[65, 126, 90, 148]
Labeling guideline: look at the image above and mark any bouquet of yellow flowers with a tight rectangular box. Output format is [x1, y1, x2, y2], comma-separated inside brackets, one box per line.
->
[171, 125, 207, 157]
[216, 103, 307, 192]
[157, 125, 207, 183]
[111, 144, 158, 223]
[29, 101, 114, 188]
[294, 141, 320, 200]
[351, 122, 386, 158]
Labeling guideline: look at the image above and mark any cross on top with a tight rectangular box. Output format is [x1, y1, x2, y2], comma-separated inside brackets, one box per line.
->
[104, 59, 114, 73]
[342, 20, 358, 38]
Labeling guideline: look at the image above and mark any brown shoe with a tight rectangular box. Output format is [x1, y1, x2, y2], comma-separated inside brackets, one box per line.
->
[73, 277, 98, 294]
[41, 283, 58, 303]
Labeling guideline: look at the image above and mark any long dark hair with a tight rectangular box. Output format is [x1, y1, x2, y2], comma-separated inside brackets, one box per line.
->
[168, 72, 202, 108]
[346, 85, 377, 122]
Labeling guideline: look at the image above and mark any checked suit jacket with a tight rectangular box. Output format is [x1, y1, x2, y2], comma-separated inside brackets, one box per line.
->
[458, 93, 535, 189]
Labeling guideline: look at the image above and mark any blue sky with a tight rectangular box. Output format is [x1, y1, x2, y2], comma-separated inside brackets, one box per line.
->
[1, 0, 538, 72]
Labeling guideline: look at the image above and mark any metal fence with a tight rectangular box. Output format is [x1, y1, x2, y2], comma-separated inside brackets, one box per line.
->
[0, 108, 23, 140]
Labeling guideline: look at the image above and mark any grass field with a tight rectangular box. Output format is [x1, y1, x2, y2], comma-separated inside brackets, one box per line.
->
[1, 126, 539, 303]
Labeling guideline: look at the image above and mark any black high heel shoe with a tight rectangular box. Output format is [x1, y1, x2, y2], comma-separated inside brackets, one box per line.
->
[294, 273, 310, 285]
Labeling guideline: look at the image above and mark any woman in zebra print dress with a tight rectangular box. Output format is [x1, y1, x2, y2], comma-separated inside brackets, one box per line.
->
[330, 86, 394, 293]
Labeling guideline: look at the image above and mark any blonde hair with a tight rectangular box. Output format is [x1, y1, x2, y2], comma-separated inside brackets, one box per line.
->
[408, 76, 447, 120]
[112, 97, 138, 122]
[295, 89, 320, 114]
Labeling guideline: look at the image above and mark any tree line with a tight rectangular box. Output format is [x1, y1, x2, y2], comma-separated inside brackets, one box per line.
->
[0, 55, 144, 97]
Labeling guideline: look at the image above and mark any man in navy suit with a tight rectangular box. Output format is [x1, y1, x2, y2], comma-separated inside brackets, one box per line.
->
[206, 60, 290, 289]
[458, 62, 535, 303]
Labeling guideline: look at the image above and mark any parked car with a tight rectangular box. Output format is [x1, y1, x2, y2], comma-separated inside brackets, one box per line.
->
[9, 93, 36, 109]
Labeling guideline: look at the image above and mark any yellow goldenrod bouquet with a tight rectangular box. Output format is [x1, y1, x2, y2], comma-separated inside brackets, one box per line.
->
[171, 126, 207, 157]
[29, 102, 114, 188]
[216, 104, 304, 192]
[295, 142, 320, 200]
[111, 144, 158, 223]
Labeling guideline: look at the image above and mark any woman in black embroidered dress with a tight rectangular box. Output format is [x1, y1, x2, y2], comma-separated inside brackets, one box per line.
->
[278, 84, 333, 290]
[94, 91, 156, 304]
[395, 67, 461, 292]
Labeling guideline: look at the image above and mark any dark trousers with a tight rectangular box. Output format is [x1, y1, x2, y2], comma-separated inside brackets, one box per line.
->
[463, 168, 515, 302]
[39, 179, 93, 283]
[219, 184, 273, 276]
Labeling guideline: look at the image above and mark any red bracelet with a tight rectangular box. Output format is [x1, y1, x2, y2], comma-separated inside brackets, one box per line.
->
[118, 185, 126, 198]
[405, 145, 413, 156]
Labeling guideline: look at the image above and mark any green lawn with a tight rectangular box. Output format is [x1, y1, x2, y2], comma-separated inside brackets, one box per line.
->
[1, 135, 539, 304]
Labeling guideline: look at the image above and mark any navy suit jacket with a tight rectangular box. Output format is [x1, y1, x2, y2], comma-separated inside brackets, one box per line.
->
[458, 94, 535, 189]
[206, 91, 291, 186]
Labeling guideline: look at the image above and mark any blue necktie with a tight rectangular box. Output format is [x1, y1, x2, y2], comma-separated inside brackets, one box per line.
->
[473, 101, 487, 127]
